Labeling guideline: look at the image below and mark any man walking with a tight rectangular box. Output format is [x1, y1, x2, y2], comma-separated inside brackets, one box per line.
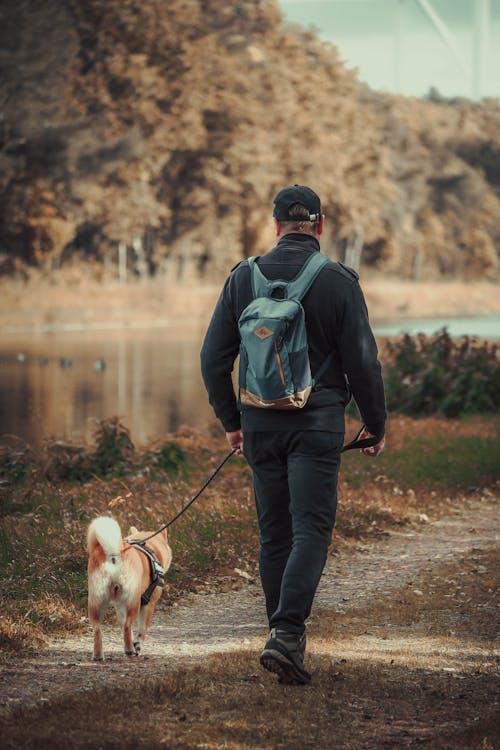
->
[200, 185, 386, 685]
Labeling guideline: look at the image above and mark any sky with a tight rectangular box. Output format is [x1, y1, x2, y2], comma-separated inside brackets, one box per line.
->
[279, 0, 500, 100]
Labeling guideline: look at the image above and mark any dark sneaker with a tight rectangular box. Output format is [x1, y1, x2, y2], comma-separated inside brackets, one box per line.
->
[260, 628, 311, 685]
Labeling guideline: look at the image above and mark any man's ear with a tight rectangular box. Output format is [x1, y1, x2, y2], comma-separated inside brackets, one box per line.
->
[274, 219, 281, 236]
[317, 215, 324, 236]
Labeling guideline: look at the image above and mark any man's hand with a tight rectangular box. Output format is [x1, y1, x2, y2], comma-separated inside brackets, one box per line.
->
[226, 429, 243, 454]
[359, 427, 385, 457]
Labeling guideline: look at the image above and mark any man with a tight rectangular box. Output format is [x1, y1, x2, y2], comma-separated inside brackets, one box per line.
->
[200, 184, 386, 685]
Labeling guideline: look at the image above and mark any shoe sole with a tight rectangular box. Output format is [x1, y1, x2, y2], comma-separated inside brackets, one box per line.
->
[260, 648, 311, 685]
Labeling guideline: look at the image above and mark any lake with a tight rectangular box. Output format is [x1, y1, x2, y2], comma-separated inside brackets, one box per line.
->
[1, 314, 498, 448]
[0, 324, 214, 448]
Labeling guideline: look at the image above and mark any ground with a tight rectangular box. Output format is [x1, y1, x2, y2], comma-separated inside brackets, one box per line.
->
[1, 496, 498, 749]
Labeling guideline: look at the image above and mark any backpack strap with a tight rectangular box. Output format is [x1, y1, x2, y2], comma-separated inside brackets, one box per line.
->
[247, 256, 284, 298]
[247, 253, 329, 300]
[286, 252, 330, 300]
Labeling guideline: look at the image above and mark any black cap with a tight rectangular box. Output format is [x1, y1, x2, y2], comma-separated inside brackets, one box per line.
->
[272, 184, 322, 222]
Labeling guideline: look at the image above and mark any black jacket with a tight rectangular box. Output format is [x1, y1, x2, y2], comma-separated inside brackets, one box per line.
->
[200, 234, 386, 438]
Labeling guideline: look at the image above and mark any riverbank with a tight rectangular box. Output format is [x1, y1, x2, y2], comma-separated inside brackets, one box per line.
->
[1, 274, 499, 331]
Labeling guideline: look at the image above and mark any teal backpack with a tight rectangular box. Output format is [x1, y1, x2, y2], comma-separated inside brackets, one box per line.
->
[238, 253, 331, 410]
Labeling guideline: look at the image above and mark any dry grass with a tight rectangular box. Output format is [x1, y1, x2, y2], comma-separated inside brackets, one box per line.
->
[0, 273, 221, 330]
[313, 546, 499, 646]
[1, 274, 500, 332]
[1, 663, 497, 749]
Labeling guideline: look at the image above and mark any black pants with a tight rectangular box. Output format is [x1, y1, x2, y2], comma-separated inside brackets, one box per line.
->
[244, 430, 343, 635]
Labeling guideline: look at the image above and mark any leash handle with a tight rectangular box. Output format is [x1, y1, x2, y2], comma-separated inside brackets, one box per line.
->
[130, 448, 237, 544]
[341, 426, 381, 453]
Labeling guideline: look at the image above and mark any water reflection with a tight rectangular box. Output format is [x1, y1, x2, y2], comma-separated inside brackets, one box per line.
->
[0, 326, 217, 447]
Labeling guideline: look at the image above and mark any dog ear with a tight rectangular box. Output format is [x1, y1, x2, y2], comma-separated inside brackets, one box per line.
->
[128, 526, 139, 536]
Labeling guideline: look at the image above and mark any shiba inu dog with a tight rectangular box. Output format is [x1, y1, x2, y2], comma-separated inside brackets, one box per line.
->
[87, 516, 172, 660]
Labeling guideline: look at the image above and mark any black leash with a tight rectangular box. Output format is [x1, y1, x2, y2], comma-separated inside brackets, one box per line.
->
[128, 448, 237, 545]
[129, 426, 377, 547]
[341, 426, 381, 453]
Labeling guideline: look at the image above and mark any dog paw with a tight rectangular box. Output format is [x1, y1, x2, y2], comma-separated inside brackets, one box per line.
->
[93, 655, 104, 661]
[124, 649, 136, 656]
[133, 641, 141, 655]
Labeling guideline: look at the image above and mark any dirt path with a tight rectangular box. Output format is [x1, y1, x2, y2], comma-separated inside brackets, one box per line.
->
[1, 500, 497, 734]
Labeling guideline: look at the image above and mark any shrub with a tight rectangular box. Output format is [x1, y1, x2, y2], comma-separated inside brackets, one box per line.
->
[43, 442, 92, 482]
[152, 442, 186, 474]
[383, 328, 499, 417]
[0, 444, 31, 487]
[92, 417, 134, 476]
[45, 417, 135, 482]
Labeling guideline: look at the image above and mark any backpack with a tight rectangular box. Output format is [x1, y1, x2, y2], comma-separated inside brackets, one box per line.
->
[238, 253, 331, 410]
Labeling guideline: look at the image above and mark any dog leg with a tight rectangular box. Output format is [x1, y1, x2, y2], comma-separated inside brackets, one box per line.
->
[88, 604, 105, 660]
[133, 606, 148, 655]
[124, 622, 135, 655]
[92, 624, 104, 661]
[134, 599, 158, 655]
[123, 608, 139, 656]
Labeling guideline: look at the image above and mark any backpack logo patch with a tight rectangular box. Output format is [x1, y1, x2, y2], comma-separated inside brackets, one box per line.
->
[254, 326, 273, 340]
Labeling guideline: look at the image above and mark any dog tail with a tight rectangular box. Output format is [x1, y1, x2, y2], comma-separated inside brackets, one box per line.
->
[87, 516, 122, 563]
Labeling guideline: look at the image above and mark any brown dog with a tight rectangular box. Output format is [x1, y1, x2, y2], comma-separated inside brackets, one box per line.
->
[87, 516, 172, 660]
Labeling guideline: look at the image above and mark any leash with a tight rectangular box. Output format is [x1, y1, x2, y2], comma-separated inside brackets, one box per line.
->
[126, 430, 375, 607]
[341, 426, 381, 453]
[128, 448, 237, 545]
[125, 448, 237, 607]
[130, 426, 376, 547]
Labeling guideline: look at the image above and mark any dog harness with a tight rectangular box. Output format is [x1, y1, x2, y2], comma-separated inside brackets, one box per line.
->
[127, 541, 166, 606]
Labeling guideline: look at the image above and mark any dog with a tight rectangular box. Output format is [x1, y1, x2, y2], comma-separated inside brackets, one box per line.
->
[87, 516, 172, 660]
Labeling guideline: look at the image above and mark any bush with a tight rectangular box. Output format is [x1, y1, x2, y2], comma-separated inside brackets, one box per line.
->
[42, 421, 187, 483]
[383, 328, 499, 417]
[152, 442, 186, 474]
[45, 417, 135, 482]
[0, 444, 31, 487]
[92, 417, 134, 475]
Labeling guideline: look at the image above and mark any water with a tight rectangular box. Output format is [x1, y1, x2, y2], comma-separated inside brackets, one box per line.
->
[1, 315, 498, 447]
[373, 314, 500, 340]
[0, 325, 215, 448]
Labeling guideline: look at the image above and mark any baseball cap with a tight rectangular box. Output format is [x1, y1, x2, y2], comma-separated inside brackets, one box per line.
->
[272, 184, 322, 222]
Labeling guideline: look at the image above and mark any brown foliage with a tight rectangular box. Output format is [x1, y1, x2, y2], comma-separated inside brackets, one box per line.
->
[1, 1, 499, 281]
